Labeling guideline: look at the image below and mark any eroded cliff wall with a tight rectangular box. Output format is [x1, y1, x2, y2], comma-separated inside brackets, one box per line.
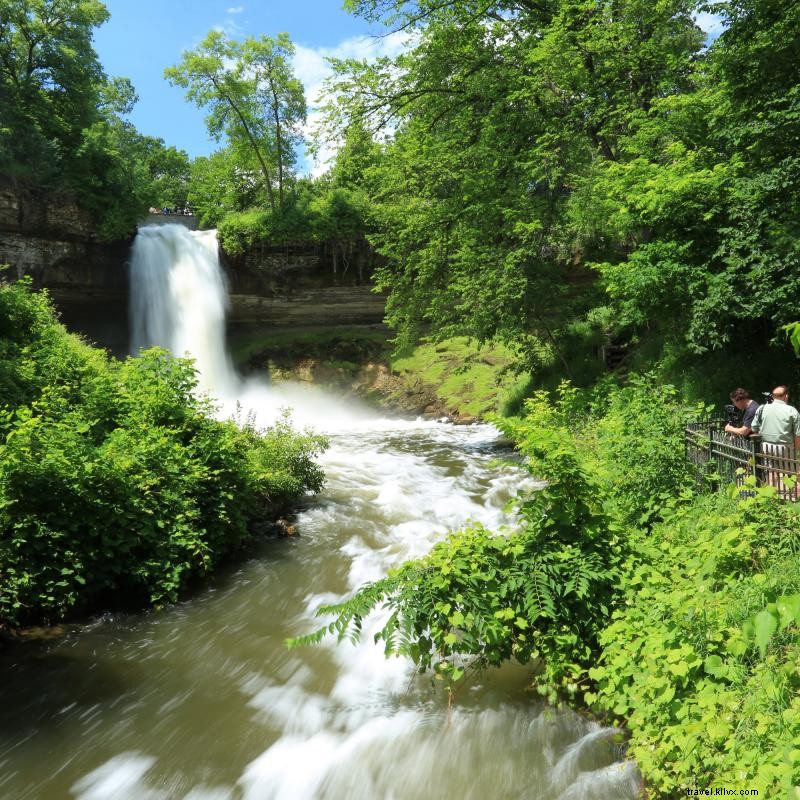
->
[0, 187, 386, 354]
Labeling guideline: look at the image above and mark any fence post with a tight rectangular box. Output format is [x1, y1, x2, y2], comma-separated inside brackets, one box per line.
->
[707, 426, 718, 492]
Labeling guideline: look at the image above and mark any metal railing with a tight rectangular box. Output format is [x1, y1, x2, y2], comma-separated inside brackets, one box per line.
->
[684, 421, 799, 501]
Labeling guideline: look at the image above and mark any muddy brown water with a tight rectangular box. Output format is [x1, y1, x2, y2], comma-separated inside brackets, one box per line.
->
[0, 420, 640, 800]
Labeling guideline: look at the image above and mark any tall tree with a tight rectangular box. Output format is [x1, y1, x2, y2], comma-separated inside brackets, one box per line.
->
[324, 0, 705, 364]
[242, 33, 306, 208]
[0, 0, 110, 180]
[165, 30, 306, 213]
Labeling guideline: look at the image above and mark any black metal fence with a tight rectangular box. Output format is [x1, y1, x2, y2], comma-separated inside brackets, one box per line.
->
[684, 421, 799, 501]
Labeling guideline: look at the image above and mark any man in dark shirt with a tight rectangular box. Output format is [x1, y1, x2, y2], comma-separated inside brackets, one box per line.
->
[724, 387, 759, 437]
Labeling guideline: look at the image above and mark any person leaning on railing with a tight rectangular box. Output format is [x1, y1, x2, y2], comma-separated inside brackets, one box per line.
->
[724, 387, 760, 437]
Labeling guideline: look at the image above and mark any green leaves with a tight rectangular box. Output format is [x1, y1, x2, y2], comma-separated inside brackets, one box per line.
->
[782, 322, 800, 356]
[752, 610, 778, 658]
[166, 30, 306, 213]
[739, 593, 800, 659]
[0, 280, 327, 627]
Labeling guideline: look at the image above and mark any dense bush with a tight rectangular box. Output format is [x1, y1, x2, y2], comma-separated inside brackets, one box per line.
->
[581, 375, 704, 526]
[588, 485, 800, 797]
[0, 280, 326, 626]
[218, 207, 311, 256]
[298, 377, 800, 795]
[217, 185, 370, 260]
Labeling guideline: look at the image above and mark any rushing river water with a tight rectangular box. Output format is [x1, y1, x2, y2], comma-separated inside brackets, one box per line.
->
[0, 226, 641, 799]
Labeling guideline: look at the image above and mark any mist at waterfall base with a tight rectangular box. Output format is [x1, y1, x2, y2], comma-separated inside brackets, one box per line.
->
[130, 224, 382, 431]
[3, 223, 642, 799]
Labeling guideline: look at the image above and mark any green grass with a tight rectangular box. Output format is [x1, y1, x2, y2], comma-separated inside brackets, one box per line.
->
[390, 337, 530, 417]
[228, 327, 531, 418]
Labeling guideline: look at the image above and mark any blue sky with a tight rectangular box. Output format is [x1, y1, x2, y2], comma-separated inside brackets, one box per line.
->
[92, 1, 407, 172]
[93, 2, 724, 175]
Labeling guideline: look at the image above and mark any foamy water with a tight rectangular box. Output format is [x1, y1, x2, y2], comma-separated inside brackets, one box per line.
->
[0, 225, 640, 799]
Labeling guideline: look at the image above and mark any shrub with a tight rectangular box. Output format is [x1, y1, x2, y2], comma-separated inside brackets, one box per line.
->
[587, 486, 800, 797]
[584, 374, 705, 526]
[217, 201, 319, 256]
[0, 280, 326, 626]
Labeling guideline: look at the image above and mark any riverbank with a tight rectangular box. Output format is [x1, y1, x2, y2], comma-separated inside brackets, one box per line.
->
[0, 280, 327, 630]
[230, 325, 532, 422]
[303, 378, 800, 797]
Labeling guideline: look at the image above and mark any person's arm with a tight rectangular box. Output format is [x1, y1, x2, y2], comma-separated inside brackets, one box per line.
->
[725, 423, 752, 436]
[727, 402, 758, 436]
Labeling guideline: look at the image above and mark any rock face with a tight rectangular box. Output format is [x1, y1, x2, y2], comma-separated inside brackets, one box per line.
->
[142, 213, 199, 231]
[0, 186, 133, 353]
[223, 243, 386, 328]
[0, 186, 131, 290]
[0, 186, 386, 353]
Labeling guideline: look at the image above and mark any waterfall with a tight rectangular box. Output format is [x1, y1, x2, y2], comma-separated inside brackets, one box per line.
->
[129, 224, 238, 398]
[128, 223, 381, 430]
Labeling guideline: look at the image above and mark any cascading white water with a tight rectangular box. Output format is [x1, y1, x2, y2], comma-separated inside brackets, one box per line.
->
[7, 222, 644, 799]
[130, 225, 238, 398]
[129, 224, 381, 430]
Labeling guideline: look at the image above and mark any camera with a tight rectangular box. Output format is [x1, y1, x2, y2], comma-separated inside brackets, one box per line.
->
[725, 404, 739, 426]
[762, 392, 774, 404]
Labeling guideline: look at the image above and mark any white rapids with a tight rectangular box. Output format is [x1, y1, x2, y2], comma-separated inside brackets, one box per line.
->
[4, 223, 643, 799]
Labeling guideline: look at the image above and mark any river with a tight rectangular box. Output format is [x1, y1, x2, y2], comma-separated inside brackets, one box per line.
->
[0, 226, 640, 799]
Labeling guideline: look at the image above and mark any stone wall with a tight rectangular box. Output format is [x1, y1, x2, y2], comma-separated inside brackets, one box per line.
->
[222, 241, 386, 327]
[0, 186, 131, 291]
[142, 213, 199, 231]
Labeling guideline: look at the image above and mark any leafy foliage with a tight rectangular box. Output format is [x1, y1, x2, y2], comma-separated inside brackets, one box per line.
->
[0, 280, 326, 626]
[292, 384, 626, 697]
[317, 0, 706, 363]
[0, 1, 193, 239]
[587, 483, 800, 796]
[165, 30, 306, 214]
[0, 0, 110, 182]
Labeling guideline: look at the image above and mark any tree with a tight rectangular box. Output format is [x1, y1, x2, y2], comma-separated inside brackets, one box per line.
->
[565, 0, 800, 358]
[139, 137, 191, 208]
[0, 0, 110, 181]
[0, 1, 178, 240]
[165, 30, 306, 214]
[188, 147, 260, 228]
[242, 33, 306, 208]
[323, 0, 705, 364]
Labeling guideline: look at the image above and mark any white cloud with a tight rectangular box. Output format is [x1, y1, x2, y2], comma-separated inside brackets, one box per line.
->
[292, 31, 415, 176]
[212, 5, 245, 36]
[214, 20, 242, 36]
[693, 11, 726, 42]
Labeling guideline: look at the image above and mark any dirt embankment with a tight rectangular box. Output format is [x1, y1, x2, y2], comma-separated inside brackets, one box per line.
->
[231, 326, 528, 423]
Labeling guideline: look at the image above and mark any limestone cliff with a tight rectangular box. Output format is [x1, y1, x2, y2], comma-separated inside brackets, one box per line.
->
[0, 187, 386, 354]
